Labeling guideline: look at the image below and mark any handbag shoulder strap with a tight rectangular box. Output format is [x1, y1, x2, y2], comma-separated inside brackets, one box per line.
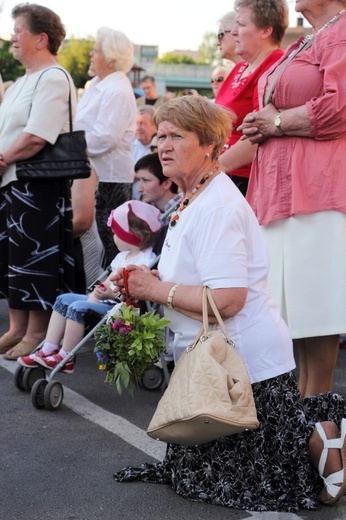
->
[264, 37, 314, 106]
[30, 66, 73, 132]
[203, 287, 233, 345]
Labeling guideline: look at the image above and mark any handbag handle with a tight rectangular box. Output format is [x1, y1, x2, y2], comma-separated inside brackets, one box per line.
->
[187, 286, 235, 353]
[202, 287, 233, 344]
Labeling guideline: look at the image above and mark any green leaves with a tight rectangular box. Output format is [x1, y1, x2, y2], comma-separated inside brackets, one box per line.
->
[94, 306, 170, 395]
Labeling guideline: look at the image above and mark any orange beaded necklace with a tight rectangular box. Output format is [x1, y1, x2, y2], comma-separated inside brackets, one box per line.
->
[169, 166, 219, 228]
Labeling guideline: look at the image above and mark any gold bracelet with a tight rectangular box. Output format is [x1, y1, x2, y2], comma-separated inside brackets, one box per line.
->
[167, 284, 179, 310]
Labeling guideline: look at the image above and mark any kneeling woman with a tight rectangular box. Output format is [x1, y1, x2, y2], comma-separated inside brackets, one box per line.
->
[111, 96, 346, 512]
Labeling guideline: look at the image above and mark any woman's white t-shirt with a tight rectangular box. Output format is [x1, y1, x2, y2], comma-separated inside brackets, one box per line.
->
[159, 173, 295, 384]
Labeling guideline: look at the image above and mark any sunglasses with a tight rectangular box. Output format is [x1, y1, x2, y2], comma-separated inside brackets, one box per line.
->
[211, 76, 225, 84]
[150, 145, 158, 152]
[217, 30, 232, 42]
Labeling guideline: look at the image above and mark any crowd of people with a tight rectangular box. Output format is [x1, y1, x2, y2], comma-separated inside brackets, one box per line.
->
[0, 0, 345, 514]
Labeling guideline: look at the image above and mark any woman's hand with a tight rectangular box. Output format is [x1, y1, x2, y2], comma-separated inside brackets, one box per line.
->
[110, 265, 160, 302]
[238, 104, 282, 144]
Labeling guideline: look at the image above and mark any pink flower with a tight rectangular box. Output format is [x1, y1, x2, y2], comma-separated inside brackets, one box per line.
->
[112, 318, 125, 331]
[118, 324, 134, 336]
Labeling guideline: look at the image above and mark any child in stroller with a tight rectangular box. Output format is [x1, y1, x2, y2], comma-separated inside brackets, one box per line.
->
[17, 200, 162, 373]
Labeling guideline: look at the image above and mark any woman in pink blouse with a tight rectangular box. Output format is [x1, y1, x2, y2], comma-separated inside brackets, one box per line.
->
[241, 0, 346, 397]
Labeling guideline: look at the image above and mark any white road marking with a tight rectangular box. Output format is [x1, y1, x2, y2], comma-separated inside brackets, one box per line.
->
[245, 512, 303, 519]
[0, 356, 166, 461]
[3, 356, 346, 519]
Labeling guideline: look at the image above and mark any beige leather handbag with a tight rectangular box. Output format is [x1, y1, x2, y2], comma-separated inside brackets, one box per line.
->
[147, 287, 259, 446]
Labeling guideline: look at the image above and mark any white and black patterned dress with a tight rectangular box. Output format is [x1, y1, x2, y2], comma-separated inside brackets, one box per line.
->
[113, 175, 346, 512]
[114, 372, 345, 512]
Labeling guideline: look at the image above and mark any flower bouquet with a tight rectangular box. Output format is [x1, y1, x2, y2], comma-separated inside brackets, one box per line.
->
[94, 303, 170, 395]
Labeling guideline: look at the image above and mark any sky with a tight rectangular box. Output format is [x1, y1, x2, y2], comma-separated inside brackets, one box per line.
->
[0, 0, 299, 54]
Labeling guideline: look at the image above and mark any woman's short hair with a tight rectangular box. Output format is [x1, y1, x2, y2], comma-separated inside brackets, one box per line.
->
[134, 153, 179, 194]
[12, 3, 66, 55]
[211, 66, 232, 79]
[234, 0, 289, 45]
[218, 11, 237, 30]
[96, 27, 134, 73]
[154, 96, 235, 162]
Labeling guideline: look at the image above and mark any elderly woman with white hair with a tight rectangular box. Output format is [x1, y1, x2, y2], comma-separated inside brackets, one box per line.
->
[75, 27, 137, 266]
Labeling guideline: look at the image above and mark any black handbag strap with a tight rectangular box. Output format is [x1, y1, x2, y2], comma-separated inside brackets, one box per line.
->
[29, 66, 74, 132]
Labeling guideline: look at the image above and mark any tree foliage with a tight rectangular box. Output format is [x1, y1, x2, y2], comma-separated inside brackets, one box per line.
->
[157, 52, 206, 65]
[0, 35, 94, 88]
[198, 32, 224, 67]
[57, 36, 95, 89]
[0, 40, 25, 81]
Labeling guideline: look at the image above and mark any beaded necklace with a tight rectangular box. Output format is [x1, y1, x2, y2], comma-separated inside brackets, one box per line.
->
[169, 166, 218, 228]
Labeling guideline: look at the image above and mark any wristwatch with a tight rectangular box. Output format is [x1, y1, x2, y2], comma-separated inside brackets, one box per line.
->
[274, 113, 285, 135]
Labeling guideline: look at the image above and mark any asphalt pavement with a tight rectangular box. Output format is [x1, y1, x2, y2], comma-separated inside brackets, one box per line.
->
[0, 298, 345, 520]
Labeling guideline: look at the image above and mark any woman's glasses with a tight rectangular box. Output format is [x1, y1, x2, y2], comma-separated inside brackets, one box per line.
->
[211, 76, 225, 84]
[217, 30, 232, 42]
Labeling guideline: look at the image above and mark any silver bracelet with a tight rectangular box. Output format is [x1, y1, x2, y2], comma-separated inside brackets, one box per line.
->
[167, 284, 179, 310]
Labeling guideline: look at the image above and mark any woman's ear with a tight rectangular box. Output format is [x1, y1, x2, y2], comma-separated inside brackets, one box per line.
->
[260, 26, 274, 40]
[163, 179, 173, 191]
[108, 59, 117, 70]
[37, 32, 49, 50]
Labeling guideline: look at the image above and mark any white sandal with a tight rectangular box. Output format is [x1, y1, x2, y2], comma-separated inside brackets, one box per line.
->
[315, 417, 346, 505]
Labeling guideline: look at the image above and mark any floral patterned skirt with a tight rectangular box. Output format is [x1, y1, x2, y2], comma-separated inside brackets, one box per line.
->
[114, 372, 346, 512]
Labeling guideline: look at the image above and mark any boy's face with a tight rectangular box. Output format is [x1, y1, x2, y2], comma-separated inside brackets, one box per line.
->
[136, 168, 167, 206]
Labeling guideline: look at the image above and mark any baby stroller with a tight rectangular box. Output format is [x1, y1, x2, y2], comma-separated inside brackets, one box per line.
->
[13, 215, 174, 411]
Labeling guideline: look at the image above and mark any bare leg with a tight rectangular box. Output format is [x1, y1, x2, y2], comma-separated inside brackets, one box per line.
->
[59, 319, 85, 353]
[295, 335, 340, 397]
[23, 309, 51, 343]
[6, 308, 29, 338]
[296, 338, 307, 397]
[44, 310, 69, 346]
[309, 421, 344, 503]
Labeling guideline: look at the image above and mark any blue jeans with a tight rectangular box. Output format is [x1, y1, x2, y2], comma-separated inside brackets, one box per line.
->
[53, 293, 115, 324]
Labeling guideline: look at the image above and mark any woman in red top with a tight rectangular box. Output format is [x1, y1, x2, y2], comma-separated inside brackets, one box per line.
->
[216, 0, 288, 195]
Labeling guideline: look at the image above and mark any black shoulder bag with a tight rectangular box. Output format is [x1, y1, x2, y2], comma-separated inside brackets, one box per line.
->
[16, 67, 91, 181]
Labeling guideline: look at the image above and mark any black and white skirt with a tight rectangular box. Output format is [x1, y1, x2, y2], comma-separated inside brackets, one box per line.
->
[114, 371, 346, 512]
[0, 179, 75, 310]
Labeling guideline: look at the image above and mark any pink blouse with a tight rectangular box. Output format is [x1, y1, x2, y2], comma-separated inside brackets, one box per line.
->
[246, 15, 346, 226]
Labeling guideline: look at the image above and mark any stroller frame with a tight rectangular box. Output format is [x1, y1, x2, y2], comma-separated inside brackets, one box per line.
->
[13, 257, 171, 410]
[13, 205, 176, 410]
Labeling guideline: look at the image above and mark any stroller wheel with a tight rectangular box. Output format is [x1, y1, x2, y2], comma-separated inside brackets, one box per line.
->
[44, 381, 64, 411]
[31, 378, 48, 409]
[141, 365, 164, 391]
[14, 365, 26, 391]
[23, 366, 46, 391]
